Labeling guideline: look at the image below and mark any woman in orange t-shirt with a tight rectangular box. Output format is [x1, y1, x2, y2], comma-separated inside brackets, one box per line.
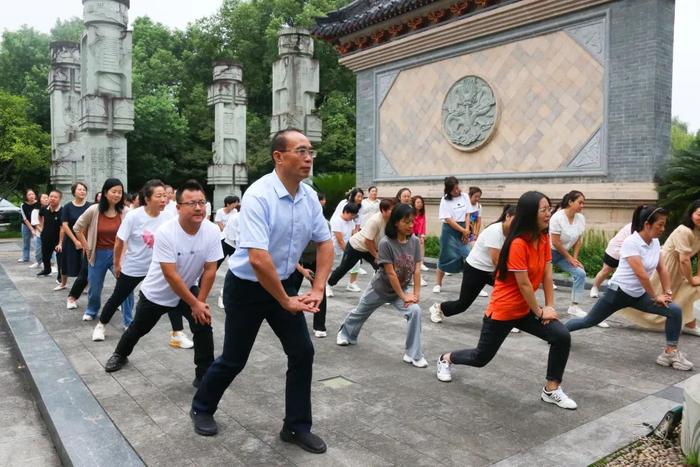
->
[436, 191, 578, 410]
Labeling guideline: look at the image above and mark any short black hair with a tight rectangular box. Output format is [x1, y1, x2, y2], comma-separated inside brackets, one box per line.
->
[270, 128, 304, 160]
[142, 179, 165, 201]
[342, 203, 360, 215]
[176, 179, 205, 203]
[70, 182, 87, 196]
[385, 203, 416, 239]
[49, 189, 62, 198]
[379, 198, 395, 212]
[224, 195, 239, 206]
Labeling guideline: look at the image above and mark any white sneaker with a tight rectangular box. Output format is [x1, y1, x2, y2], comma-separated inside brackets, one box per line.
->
[81, 313, 93, 321]
[217, 294, 224, 309]
[567, 305, 587, 318]
[325, 285, 334, 297]
[541, 387, 577, 410]
[170, 331, 194, 349]
[67, 299, 78, 310]
[432, 285, 441, 293]
[444, 272, 452, 276]
[53, 284, 66, 291]
[420, 278, 428, 286]
[479, 290, 489, 297]
[403, 354, 428, 368]
[429, 303, 444, 323]
[51, 266, 57, 274]
[656, 349, 694, 371]
[357, 267, 368, 275]
[346, 282, 362, 292]
[510, 328, 520, 333]
[92, 323, 105, 341]
[29, 262, 40, 269]
[597, 321, 610, 328]
[436, 357, 452, 382]
[553, 284, 558, 290]
[17, 258, 27, 263]
[336, 333, 349, 346]
[314, 330, 327, 338]
[420, 264, 429, 271]
[683, 326, 700, 336]
[589, 286, 599, 298]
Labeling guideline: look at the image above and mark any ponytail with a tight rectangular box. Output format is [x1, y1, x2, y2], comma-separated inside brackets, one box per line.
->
[631, 205, 668, 232]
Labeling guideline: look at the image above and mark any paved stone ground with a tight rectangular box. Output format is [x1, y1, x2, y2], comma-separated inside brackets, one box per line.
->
[0, 239, 696, 466]
[0, 309, 60, 465]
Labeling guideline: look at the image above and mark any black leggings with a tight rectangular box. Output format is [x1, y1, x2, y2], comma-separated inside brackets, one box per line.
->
[290, 261, 327, 331]
[441, 263, 494, 317]
[40, 235, 61, 280]
[328, 243, 377, 286]
[450, 313, 571, 383]
[69, 253, 88, 299]
[216, 241, 236, 269]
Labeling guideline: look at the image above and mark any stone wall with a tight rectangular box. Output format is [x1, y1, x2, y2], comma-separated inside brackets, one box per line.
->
[354, 0, 674, 233]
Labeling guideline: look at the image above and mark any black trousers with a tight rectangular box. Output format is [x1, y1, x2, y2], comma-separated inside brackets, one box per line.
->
[216, 241, 236, 269]
[68, 253, 88, 298]
[40, 235, 61, 280]
[192, 272, 314, 432]
[289, 260, 327, 331]
[328, 243, 378, 286]
[114, 289, 214, 378]
[99, 273, 183, 330]
[441, 263, 494, 317]
[450, 313, 571, 383]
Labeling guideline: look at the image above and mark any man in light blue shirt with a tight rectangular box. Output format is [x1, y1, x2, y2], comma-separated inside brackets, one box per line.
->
[191, 128, 333, 454]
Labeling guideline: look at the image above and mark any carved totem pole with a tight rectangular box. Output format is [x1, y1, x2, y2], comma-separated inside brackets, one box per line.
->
[79, 0, 134, 193]
[48, 41, 84, 200]
[207, 61, 248, 207]
[270, 27, 321, 145]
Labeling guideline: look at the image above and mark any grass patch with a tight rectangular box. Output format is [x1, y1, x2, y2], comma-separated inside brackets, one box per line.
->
[0, 230, 21, 239]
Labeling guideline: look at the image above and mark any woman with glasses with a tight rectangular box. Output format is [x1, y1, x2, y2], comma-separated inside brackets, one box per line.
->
[566, 205, 693, 371]
[74, 178, 130, 323]
[336, 203, 427, 368]
[436, 191, 577, 410]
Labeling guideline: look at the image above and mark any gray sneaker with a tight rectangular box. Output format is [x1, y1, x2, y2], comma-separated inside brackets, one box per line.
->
[656, 349, 693, 371]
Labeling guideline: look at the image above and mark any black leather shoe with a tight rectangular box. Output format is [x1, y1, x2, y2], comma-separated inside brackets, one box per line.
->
[36, 270, 50, 276]
[280, 428, 327, 454]
[105, 353, 128, 373]
[190, 409, 218, 436]
[192, 376, 201, 388]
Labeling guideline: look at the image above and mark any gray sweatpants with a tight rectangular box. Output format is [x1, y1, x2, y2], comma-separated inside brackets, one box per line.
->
[337, 285, 424, 361]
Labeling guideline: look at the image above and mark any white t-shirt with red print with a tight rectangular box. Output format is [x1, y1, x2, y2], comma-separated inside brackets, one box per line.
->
[117, 207, 174, 277]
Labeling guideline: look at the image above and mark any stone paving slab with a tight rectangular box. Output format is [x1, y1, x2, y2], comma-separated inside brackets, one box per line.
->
[0, 239, 697, 466]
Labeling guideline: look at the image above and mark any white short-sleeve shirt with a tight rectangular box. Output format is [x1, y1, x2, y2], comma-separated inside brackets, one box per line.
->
[610, 231, 660, 297]
[223, 210, 240, 248]
[605, 223, 633, 260]
[330, 216, 354, 256]
[117, 207, 173, 277]
[214, 208, 234, 239]
[549, 210, 586, 251]
[140, 216, 224, 307]
[466, 222, 506, 272]
[438, 193, 473, 223]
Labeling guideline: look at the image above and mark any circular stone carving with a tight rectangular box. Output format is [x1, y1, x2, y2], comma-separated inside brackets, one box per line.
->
[442, 75, 498, 152]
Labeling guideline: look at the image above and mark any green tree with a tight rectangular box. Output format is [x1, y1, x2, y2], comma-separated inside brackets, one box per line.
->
[671, 117, 696, 153]
[50, 17, 84, 42]
[657, 132, 700, 224]
[0, 90, 51, 195]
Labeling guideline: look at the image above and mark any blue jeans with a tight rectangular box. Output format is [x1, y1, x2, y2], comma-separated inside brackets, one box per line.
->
[551, 250, 586, 304]
[21, 224, 32, 261]
[338, 284, 424, 361]
[566, 284, 682, 346]
[86, 248, 133, 323]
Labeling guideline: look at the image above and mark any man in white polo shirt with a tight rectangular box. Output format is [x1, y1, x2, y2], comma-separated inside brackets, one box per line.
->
[104, 180, 223, 386]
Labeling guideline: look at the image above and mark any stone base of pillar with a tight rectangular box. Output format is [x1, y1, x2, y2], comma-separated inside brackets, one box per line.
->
[208, 164, 247, 210]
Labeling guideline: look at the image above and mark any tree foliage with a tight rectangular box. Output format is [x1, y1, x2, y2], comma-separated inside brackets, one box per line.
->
[0, 0, 357, 199]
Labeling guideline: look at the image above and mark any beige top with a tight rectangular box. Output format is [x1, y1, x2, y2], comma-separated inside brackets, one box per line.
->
[349, 211, 386, 253]
[73, 204, 126, 266]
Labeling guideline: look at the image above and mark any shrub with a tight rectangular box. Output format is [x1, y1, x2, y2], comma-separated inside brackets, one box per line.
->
[424, 235, 440, 258]
[657, 135, 700, 226]
[311, 172, 355, 218]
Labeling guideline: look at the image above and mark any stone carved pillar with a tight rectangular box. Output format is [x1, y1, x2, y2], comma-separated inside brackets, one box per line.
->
[49, 41, 84, 200]
[207, 61, 248, 208]
[79, 0, 133, 193]
[271, 27, 322, 143]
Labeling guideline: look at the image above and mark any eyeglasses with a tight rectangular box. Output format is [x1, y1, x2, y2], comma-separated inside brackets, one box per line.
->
[178, 200, 207, 207]
[284, 147, 317, 159]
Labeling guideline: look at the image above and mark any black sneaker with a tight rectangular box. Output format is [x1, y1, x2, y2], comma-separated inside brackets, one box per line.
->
[280, 427, 327, 454]
[104, 353, 128, 373]
[190, 409, 218, 436]
[36, 270, 50, 276]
